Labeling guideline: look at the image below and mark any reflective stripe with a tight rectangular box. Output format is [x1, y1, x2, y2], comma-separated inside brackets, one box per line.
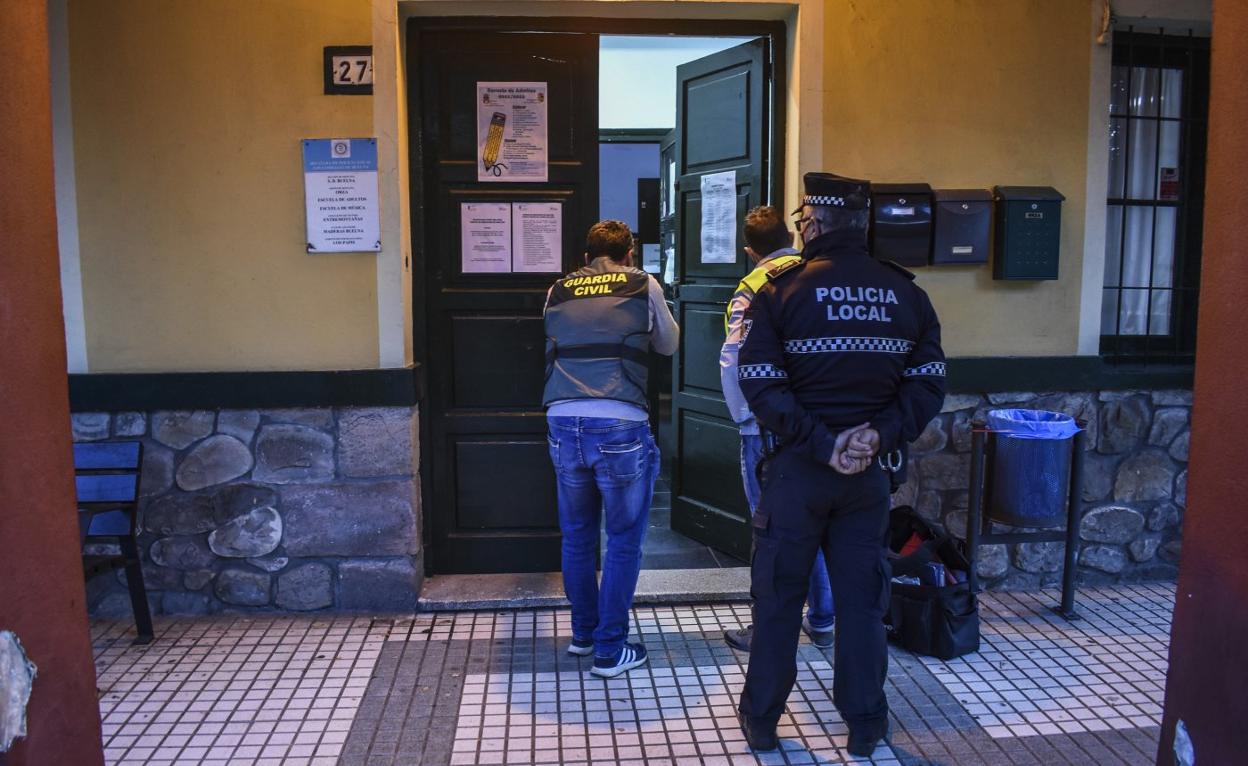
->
[904, 362, 947, 377]
[783, 337, 914, 354]
[724, 253, 802, 334]
[739, 364, 788, 379]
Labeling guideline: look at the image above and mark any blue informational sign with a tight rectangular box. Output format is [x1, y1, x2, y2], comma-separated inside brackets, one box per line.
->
[301, 138, 381, 252]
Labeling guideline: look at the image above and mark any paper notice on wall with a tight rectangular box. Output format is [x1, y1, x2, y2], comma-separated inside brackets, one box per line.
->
[699, 170, 737, 264]
[302, 138, 381, 252]
[461, 202, 513, 273]
[663, 246, 676, 284]
[477, 82, 548, 182]
[512, 202, 562, 273]
[642, 243, 661, 273]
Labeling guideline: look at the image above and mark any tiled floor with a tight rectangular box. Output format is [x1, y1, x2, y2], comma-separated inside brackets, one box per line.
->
[92, 583, 1172, 765]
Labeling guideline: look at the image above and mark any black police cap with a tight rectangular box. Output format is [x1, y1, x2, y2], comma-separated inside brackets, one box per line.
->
[791, 172, 871, 214]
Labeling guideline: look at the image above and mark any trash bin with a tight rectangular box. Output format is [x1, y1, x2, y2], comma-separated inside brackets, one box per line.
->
[986, 409, 1080, 528]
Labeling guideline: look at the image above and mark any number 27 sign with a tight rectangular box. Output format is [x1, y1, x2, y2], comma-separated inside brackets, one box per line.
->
[323, 46, 373, 95]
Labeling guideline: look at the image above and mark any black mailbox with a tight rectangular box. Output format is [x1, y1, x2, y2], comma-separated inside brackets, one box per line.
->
[932, 189, 992, 265]
[871, 183, 932, 267]
[993, 186, 1064, 280]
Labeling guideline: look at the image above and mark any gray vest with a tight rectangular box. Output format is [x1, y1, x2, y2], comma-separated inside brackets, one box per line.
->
[543, 257, 651, 410]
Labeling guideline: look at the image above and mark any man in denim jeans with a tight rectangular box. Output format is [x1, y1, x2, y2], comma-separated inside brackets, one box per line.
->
[543, 220, 679, 678]
[719, 208, 836, 654]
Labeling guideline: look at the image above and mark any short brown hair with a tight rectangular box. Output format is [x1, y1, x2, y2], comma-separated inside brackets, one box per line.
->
[586, 220, 633, 262]
[744, 206, 792, 255]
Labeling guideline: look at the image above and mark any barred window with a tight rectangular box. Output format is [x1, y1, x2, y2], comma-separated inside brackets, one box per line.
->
[1101, 29, 1210, 363]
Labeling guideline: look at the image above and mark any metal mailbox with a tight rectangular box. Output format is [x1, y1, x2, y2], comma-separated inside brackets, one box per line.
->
[993, 186, 1064, 280]
[871, 183, 933, 267]
[932, 189, 992, 265]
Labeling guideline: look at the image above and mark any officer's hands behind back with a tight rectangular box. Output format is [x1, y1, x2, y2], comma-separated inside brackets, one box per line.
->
[830, 423, 881, 476]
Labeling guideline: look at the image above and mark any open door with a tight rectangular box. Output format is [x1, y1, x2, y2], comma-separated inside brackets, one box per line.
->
[411, 24, 599, 574]
[670, 38, 778, 562]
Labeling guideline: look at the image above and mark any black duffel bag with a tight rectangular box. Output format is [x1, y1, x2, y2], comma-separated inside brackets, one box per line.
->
[883, 506, 980, 660]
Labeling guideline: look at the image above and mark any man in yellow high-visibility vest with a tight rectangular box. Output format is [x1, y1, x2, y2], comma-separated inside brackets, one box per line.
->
[719, 206, 835, 653]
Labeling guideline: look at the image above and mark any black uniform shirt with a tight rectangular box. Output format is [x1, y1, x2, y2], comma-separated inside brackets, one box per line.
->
[737, 234, 946, 465]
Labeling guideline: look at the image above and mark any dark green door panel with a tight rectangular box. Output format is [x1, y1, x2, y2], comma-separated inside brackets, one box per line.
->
[670, 38, 779, 559]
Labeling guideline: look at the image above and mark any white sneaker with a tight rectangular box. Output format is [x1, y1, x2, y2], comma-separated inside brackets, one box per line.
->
[589, 642, 648, 678]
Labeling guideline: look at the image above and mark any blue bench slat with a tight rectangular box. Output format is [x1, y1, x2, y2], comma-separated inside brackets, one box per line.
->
[86, 509, 131, 536]
[73, 441, 141, 470]
[76, 474, 139, 504]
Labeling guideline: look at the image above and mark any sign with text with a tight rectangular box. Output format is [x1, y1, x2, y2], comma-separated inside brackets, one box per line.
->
[302, 138, 381, 253]
[323, 46, 373, 95]
[476, 82, 548, 182]
[460, 201, 564, 274]
[512, 202, 562, 273]
[699, 170, 737, 264]
[461, 202, 513, 273]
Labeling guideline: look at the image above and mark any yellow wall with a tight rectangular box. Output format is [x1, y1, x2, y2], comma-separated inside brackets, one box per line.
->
[70, 0, 379, 372]
[821, 0, 1092, 356]
[68, 0, 1097, 369]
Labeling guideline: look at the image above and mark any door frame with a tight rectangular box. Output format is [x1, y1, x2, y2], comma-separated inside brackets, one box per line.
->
[406, 15, 787, 575]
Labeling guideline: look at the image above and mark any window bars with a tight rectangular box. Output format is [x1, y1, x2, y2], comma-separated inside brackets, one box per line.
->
[1101, 28, 1210, 363]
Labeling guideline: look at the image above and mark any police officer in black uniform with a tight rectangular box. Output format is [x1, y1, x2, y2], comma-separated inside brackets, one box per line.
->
[735, 173, 946, 757]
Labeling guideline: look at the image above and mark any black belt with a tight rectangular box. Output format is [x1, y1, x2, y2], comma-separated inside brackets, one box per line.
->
[547, 344, 650, 367]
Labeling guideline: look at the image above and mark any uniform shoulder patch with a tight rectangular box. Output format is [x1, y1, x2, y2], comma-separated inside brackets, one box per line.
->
[881, 260, 916, 280]
[765, 258, 805, 282]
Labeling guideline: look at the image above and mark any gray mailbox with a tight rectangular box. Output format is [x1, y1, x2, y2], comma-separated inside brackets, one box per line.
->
[932, 189, 992, 265]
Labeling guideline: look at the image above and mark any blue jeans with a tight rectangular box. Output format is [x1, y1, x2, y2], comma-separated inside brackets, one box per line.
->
[548, 416, 660, 659]
[741, 434, 835, 630]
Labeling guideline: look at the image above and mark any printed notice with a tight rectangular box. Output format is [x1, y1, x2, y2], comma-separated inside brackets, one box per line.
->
[512, 202, 562, 273]
[477, 82, 548, 182]
[642, 243, 661, 274]
[700, 170, 737, 264]
[302, 138, 381, 252]
[461, 202, 513, 273]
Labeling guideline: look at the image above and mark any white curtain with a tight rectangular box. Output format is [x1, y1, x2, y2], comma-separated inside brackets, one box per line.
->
[1103, 66, 1183, 336]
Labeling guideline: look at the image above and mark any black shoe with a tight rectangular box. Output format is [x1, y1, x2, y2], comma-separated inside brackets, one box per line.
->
[802, 616, 834, 649]
[724, 624, 753, 652]
[846, 721, 890, 758]
[737, 712, 778, 752]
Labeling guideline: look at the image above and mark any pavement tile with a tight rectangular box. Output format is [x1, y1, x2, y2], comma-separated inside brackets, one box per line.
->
[92, 584, 1170, 765]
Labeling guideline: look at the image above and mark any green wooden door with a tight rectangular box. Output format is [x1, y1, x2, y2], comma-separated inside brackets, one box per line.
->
[411, 23, 599, 574]
[670, 38, 779, 562]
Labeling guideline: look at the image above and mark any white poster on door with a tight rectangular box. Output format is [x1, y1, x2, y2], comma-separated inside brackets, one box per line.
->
[477, 82, 548, 182]
[512, 202, 562, 273]
[461, 202, 513, 273]
[699, 170, 737, 264]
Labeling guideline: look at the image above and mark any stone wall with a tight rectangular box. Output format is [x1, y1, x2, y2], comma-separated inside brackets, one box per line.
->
[75, 407, 421, 615]
[75, 388, 1188, 614]
[894, 389, 1190, 589]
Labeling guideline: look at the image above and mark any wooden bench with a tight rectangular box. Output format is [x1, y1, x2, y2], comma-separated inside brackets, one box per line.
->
[75, 441, 154, 644]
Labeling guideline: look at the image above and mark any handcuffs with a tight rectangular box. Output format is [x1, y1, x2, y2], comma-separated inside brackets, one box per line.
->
[877, 448, 904, 474]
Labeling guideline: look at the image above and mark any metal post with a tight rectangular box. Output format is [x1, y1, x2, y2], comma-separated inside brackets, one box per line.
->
[1056, 425, 1088, 619]
[966, 425, 986, 594]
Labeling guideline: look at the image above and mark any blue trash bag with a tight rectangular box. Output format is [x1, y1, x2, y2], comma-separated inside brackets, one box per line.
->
[986, 409, 1081, 527]
[987, 409, 1081, 440]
